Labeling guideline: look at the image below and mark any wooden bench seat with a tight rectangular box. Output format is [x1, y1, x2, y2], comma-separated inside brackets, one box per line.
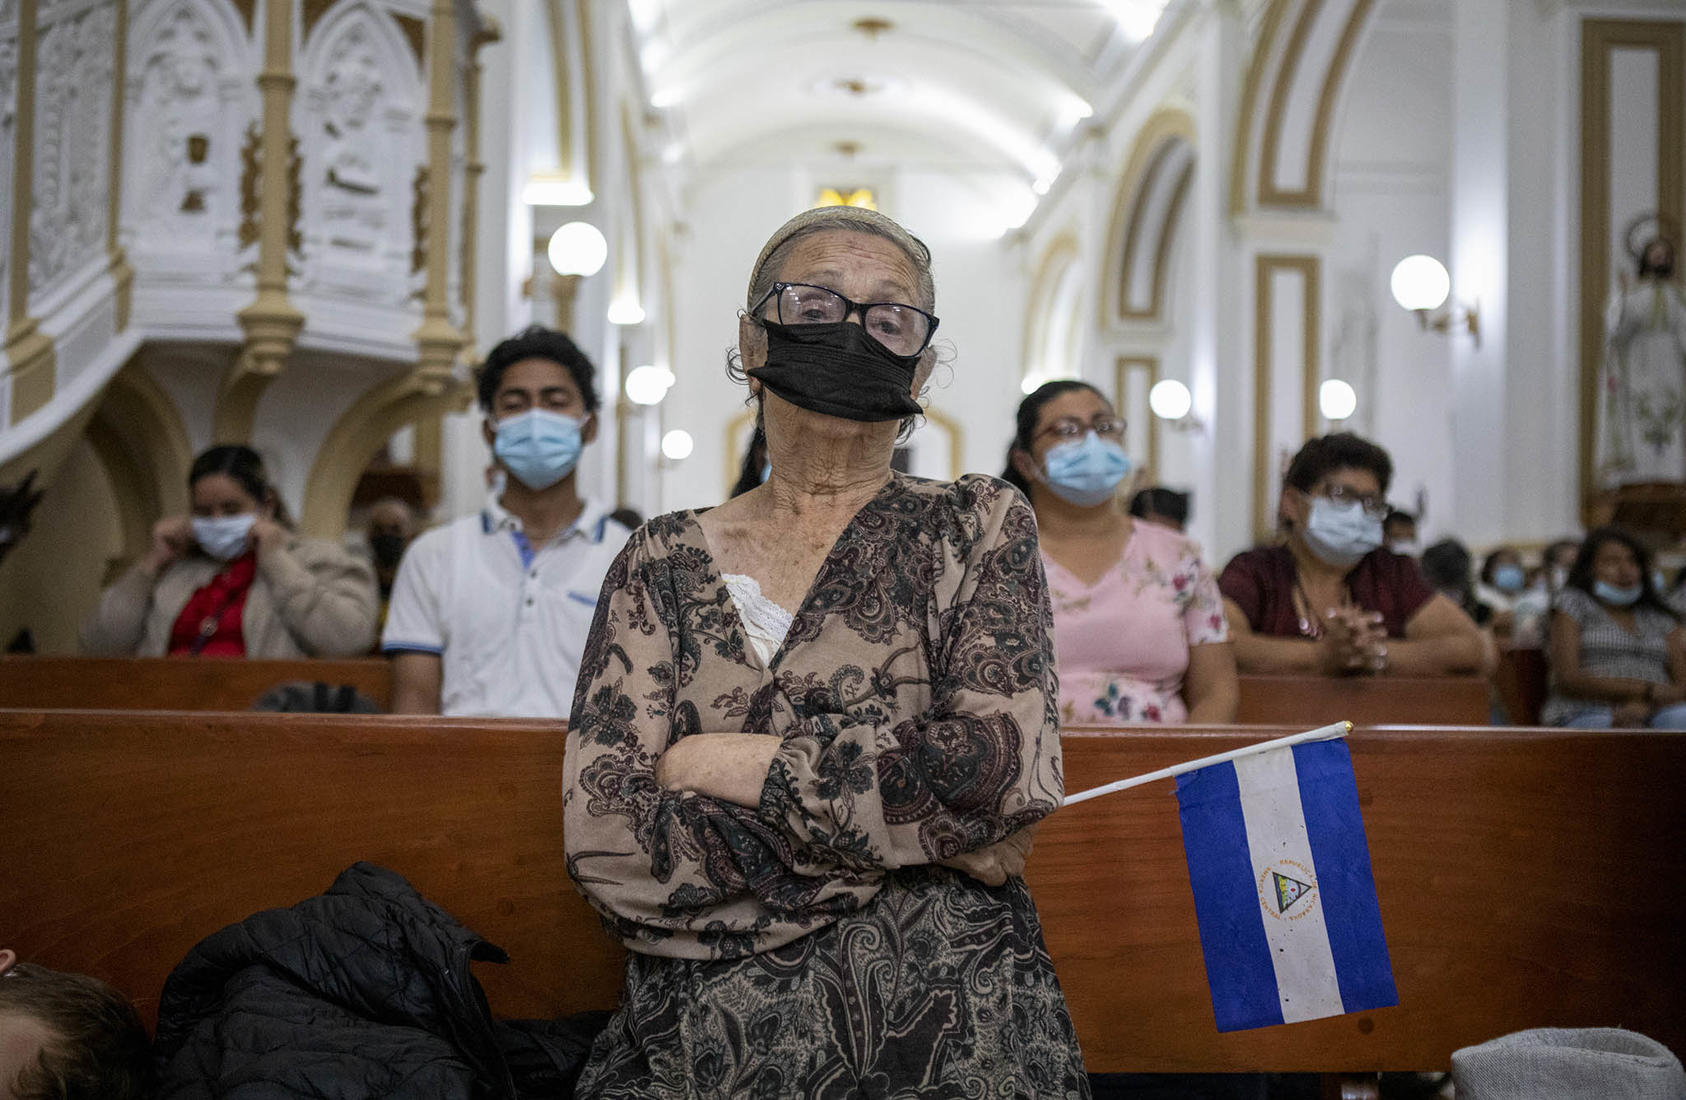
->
[3, 710, 1681, 1073]
[0, 655, 393, 711]
[1235, 674, 1490, 726]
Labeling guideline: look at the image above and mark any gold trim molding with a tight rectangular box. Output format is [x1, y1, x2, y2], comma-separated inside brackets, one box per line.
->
[1115, 356, 1161, 481]
[6, 0, 57, 423]
[1104, 107, 1196, 326]
[1578, 19, 1685, 520]
[1252, 254, 1321, 541]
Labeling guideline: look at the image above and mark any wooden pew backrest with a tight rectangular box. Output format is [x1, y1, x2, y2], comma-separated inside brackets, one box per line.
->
[1235, 674, 1489, 726]
[1036, 726, 1686, 1070]
[0, 655, 393, 711]
[5, 712, 1682, 1073]
[0, 710, 620, 1027]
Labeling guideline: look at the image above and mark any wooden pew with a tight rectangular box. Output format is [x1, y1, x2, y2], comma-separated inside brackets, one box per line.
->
[1491, 647, 1549, 726]
[3, 710, 1682, 1074]
[0, 655, 393, 711]
[1236, 674, 1490, 726]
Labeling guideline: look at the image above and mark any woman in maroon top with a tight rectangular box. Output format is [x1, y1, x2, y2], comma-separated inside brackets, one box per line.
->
[1218, 433, 1490, 676]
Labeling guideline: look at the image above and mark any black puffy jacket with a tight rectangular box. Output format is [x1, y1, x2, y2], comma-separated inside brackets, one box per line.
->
[152, 862, 606, 1099]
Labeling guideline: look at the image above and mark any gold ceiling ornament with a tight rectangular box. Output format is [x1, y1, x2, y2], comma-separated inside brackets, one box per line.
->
[851, 17, 892, 40]
[815, 188, 876, 211]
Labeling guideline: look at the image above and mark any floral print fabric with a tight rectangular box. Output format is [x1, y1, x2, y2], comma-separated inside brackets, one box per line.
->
[563, 472, 1086, 1097]
[1044, 520, 1228, 725]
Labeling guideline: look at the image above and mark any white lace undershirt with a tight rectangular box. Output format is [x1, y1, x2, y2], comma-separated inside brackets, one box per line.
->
[722, 573, 794, 665]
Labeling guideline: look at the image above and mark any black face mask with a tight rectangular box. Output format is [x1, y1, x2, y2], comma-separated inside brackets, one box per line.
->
[746, 320, 923, 423]
[370, 533, 407, 570]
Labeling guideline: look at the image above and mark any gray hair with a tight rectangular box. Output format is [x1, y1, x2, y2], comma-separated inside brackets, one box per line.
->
[743, 206, 941, 403]
[746, 206, 937, 315]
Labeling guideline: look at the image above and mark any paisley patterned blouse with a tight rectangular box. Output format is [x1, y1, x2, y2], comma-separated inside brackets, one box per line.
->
[562, 472, 1067, 959]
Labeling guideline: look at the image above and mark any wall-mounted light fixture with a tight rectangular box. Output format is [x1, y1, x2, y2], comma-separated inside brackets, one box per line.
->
[607, 296, 646, 326]
[547, 221, 608, 333]
[1319, 379, 1357, 421]
[624, 365, 675, 406]
[661, 429, 694, 462]
[1149, 379, 1204, 432]
[1389, 254, 1479, 347]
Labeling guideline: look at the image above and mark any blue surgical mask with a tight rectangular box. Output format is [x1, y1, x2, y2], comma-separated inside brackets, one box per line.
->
[192, 514, 256, 561]
[493, 409, 583, 490]
[1302, 497, 1383, 568]
[1039, 432, 1131, 507]
[761, 460, 772, 484]
[1492, 564, 1526, 594]
[1593, 580, 1642, 607]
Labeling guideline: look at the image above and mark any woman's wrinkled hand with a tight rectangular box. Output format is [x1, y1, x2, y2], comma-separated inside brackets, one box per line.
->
[939, 826, 1037, 886]
[655, 732, 782, 808]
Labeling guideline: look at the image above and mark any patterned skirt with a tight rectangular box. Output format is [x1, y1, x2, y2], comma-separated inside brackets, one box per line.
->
[576, 866, 1091, 1099]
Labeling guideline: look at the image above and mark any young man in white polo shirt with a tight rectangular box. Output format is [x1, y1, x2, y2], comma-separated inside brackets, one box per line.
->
[382, 326, 631, 716]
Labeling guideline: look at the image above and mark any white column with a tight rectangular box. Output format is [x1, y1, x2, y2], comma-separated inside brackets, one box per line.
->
[1447, 0, 1510, 543]
[1191, 1, 1248, 559]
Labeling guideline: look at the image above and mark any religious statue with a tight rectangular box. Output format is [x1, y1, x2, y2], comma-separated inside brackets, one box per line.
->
[1598, 216, 1686, 488]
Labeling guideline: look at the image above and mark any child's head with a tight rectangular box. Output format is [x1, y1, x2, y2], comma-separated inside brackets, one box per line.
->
[0, 949, 152, 1100]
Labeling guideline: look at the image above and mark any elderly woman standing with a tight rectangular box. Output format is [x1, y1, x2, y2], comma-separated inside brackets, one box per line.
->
[563, 207, 1086, 1097]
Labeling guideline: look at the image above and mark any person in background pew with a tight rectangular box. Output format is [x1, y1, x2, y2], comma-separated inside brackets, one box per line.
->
[1419, 538, 1495, 628]
[1219, 433, 1491, 678]
[1382, 509, 1419, 556]
[1127, 485, 1190, 533]
[1541, 526, 1686, 728]
[1005, 381, 1237, 724]
[363, 496, 417, 635]
[79, 445, 377, 659]
[0, 948, 152, 1100]
[1476, 545, 1549, 647]
[382, 326, 630, 716]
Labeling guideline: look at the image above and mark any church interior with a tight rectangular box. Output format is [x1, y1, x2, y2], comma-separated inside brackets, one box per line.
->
[3, 0, 1685, 1095]
[1, 0, 1681, 646]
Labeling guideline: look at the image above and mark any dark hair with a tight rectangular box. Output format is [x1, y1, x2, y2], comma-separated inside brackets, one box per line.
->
[1283, 432, 1394, 498]
[608, 507, 643, 530]
[1382, 510, 1416, 532]
[1480, 546, 1521, 585]
[1129, 487, 1190, 526]
[189, 445, 291, 527]
[730, 426, 769, 498]
[1565, 526, 1677, 619]
[1638, 237, 1675, 280]
[1420, 538, 1473, 594]
[1000, 380, 1108, 495]
[1544, 538, 1581, 567]
[0, 963, 154, 1100]
[476, 325, 599, 414]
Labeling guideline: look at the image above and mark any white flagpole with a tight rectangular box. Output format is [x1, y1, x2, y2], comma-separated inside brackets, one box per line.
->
[1060, 721, 1353, 807]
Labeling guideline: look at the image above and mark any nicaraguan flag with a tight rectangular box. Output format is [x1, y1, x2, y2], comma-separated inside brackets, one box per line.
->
[1175, 738, 1396, 1032]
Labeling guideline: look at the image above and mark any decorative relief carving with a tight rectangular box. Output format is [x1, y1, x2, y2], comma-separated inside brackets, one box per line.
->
[28, 4, 114, 295]
[1, 34, 16, 297]
[129, 2, 235, 252]
[297, 4, 424, 302]
[236, 122, 302, 258]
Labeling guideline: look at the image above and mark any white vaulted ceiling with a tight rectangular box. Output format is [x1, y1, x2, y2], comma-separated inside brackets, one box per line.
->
[628, 0, 1176, 190]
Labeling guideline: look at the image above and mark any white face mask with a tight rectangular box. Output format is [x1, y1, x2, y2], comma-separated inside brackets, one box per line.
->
[1387, 539, 1420, 557]
[1302, 497, 1383, 568]
[192, 514, 256, 561]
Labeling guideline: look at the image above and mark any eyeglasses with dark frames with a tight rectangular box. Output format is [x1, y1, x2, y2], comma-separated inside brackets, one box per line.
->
[1035, 416, 1126, 443]
[752, 282, 940, 357]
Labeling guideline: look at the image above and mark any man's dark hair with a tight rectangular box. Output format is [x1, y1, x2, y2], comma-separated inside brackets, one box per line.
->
[1565, 526, 1678, 620]
[1283, 432, 1394, 497]
[1000, 379, 1107, 495]
[1129, 487, 1190, 527]
[476, 325, 599, 414]
[1382, 509, 1416, 534]
[1419, 538, 1473, 594]
[0, 963, 153, 1100]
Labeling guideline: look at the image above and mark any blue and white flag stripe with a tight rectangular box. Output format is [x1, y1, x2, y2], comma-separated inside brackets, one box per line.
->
[1176, 738, 1396, 1032]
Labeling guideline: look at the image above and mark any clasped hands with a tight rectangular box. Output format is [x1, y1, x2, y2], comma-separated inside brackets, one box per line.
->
[1316, 607, 1388, 676]
[655, 731, 1035, 887]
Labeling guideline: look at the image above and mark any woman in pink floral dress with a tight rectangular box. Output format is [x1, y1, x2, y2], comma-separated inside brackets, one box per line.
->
[1004, 381, 1236, 724]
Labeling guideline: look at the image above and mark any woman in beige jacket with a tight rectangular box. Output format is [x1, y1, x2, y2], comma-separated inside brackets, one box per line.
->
[80, 446, 377, 659]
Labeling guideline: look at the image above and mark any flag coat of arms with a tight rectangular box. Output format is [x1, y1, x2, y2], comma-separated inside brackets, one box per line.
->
[1174, 738, 1397, 1032]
